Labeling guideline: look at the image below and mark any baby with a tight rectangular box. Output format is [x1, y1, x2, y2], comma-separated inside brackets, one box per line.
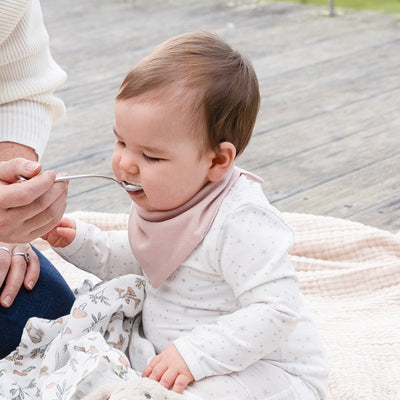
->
[45, 32, 328, 399]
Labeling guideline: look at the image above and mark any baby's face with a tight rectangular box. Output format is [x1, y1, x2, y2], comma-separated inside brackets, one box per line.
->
[112, 91, 215, 211]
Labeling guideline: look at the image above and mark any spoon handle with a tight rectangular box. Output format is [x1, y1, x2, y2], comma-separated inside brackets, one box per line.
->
[54, 174, 115, 183]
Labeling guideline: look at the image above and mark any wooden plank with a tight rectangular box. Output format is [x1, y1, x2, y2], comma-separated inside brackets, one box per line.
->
[348, 196, 400, 231]
[248, 123, 399, 198]
[240, 88, 400, 171]
[254, 39, 400, 137]
[273, 154, 400, 230]
[39, 0, 400, 232]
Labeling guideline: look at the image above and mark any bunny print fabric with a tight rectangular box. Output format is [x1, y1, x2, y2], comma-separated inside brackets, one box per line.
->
[0, 274, 145, 399]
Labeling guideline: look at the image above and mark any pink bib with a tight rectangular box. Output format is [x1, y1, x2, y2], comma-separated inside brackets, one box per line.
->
[128, 167, 262, 287]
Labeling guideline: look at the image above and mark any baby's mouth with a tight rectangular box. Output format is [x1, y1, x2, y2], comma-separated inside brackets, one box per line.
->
[121, 181, 142, 192]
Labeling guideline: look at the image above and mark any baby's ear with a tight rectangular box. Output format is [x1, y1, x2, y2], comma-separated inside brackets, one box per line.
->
[207, 142, 236, 182]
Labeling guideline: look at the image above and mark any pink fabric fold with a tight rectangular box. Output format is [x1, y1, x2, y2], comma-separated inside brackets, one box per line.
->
[128, 167, 262, 287]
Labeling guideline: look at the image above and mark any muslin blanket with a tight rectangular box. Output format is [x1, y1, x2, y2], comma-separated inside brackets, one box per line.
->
[1, 212, 399, 399]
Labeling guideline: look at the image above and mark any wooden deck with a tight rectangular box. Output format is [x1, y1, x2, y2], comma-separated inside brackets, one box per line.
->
[40, 0, 400, 233]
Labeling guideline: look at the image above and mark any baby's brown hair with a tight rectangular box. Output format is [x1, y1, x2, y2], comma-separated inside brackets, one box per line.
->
[117, 32, 260, 156]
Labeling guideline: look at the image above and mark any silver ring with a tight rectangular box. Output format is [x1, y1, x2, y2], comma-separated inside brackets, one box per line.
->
[0, 246, 11, 255]
[12, 251, 31, 264]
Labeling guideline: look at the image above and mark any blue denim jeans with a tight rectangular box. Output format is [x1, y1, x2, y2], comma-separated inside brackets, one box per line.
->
[0, 247, 75, 358]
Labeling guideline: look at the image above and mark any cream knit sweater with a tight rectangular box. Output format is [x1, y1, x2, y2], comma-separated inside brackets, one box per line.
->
[0, 0, 66, 158]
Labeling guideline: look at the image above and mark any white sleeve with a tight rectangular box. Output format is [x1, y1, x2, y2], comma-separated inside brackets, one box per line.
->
[0, 0, 66, 158]
[53, 219, 142, 281]
[174, 205, 301, 380]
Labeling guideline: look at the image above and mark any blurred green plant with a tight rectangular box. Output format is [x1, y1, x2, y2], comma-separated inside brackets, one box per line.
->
[268, 0, 400, 14]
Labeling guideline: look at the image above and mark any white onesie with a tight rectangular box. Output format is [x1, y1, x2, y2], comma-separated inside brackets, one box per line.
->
[56, 176, 328, 400]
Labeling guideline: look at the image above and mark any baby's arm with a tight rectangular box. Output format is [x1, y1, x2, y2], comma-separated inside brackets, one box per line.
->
[142, 344, 194, 393]
[44, 218, 142, 281]
[174, 206, 300, 381]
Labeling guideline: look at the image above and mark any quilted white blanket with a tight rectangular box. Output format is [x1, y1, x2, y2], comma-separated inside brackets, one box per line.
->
[286, 213, 400, 400]
[1, 212, 399, 399]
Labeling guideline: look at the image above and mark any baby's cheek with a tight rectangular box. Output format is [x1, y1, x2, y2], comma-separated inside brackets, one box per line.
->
[111, 153, 120, 176]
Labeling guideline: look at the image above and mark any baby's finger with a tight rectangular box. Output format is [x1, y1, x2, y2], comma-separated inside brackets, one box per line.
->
[57, 217, 76, 230]
[142, 355, 160, 378]
[56, 226, 76, 245]
[145, 359, 168, 382]
[172, 373, 192, 394]
[159, 368, 178, 390]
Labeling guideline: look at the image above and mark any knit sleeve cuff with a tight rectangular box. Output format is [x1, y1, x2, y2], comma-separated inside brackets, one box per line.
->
[0, 99, 63, 159]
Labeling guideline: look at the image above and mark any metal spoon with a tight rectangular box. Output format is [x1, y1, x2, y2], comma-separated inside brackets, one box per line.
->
[54, 174, 142, 192]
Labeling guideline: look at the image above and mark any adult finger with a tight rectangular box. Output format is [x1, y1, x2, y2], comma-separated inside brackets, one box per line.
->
[0, 245, 12, 288]
[23, 247, 40, 291]
[0, 244, 29, 307]
[19, 177, 68, 221]
[0, 170, 56, 209]
[0, 158, 41, 183]
[3, 179, 68, 243]
[23, 182, 69, 240]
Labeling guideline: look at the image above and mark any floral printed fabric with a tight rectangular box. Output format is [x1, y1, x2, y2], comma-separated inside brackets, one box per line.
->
[0, 274, 146, 400]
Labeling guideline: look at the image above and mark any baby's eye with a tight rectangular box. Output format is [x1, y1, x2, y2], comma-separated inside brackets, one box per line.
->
[142, 153, 161, 162]
[115, 139, 126, 148]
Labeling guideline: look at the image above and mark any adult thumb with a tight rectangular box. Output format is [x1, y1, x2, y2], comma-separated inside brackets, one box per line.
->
[0, 158, 42, 183]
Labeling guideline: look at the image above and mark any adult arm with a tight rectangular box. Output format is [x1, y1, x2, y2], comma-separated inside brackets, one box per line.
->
[0, 0, 67, 306]
[0, 0, 68, 238]
[0, 0, 66, 158]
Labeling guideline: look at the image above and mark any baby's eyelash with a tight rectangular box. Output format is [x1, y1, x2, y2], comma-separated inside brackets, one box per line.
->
[115, 139, 126, 147]
[142, 153, 161, 162]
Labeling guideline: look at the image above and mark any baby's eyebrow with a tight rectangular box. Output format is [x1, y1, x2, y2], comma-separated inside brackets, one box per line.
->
[112, 126, 168, 156]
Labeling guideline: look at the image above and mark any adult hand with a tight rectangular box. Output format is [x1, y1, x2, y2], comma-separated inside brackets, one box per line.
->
[0, 243, 39, 308]
[0, 158, 69, 243]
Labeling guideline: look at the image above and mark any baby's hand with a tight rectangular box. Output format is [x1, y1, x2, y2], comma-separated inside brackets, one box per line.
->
[41, 217, 76, 248]
[142, 344, 194, 394]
